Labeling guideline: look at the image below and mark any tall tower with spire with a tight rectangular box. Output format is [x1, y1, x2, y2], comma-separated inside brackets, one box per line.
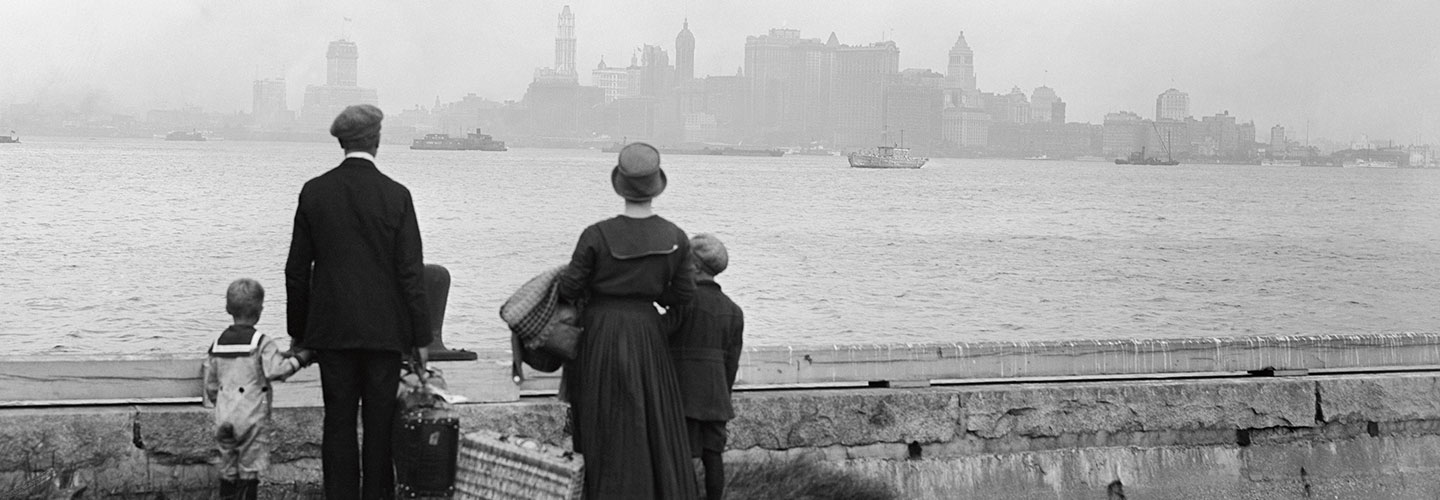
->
[555, 6, 577, 79]
[675, 19, 695, 81]
[946, 33, 976, 92]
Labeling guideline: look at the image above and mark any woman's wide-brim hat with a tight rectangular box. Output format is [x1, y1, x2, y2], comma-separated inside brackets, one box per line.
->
[611, 142, 667, 202]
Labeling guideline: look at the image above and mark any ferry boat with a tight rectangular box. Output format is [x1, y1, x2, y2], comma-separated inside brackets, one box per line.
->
[165, 131, 206, 141]
[410, 129, 507, 151]
[790, 145, 840, 156]
[0, 130, 18, 143]
[1259, 158, 1303, 167]
[1342, 159, 1399, 168]
[849, 145, 927, 169]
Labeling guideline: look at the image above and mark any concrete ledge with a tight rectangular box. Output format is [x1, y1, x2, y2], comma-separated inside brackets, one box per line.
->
[5, 373, 1440, 498]
[12, 332, 1440, 406]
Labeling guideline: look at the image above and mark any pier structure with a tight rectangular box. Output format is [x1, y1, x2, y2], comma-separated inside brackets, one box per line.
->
[5, 333, 1440, 498]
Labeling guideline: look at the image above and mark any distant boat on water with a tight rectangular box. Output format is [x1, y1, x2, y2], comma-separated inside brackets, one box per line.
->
[410, 129, 507, 151]
[849, 130, 927, 168]
[165, 131, 206, 141]
[790, 145, 840, 156]
[1115, 148, 1179, 166]
[602, 140, 783, 157]
[0, 130, 18, 144]
[1342, 159, 1399, 168]
[666, 146, 784, 157]
[1116, 122, 1180, 165]
[849, 146, 927, 169]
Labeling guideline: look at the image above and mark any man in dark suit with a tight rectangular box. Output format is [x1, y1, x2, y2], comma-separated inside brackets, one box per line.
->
[285, 104, 431, 500]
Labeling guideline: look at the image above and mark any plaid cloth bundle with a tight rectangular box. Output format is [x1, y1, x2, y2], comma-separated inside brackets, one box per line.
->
[499, 265, 566, 351]
[501, 265, 582, 377]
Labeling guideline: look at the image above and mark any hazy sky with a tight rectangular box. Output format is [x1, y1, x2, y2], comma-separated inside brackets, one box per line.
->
[3, 0, 1438, 143]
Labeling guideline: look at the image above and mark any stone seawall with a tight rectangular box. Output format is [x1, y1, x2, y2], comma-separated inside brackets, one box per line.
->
[4, 372, 1440, 499]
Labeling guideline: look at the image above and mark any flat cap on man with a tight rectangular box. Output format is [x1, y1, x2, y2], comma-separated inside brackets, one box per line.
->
[329, 104, 384, 142]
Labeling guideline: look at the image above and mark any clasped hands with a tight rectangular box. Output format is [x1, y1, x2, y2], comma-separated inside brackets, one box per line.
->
[281, 348, 316, 367]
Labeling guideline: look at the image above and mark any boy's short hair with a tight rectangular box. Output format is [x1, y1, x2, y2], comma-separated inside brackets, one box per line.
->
[690, 233, 729, 276]
[225, 278, 264, 319]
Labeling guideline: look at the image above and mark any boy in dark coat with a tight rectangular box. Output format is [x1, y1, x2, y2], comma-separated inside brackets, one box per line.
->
[667, 233, 744, 499]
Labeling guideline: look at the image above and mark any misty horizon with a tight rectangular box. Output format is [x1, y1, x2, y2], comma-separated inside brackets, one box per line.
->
[3, 0, 1438, 144]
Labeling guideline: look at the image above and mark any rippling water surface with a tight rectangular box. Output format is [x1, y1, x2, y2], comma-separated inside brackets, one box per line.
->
[3, 137, 1438, 355]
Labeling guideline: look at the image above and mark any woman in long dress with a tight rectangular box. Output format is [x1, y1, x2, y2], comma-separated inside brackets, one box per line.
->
[558, 142, 699, 499]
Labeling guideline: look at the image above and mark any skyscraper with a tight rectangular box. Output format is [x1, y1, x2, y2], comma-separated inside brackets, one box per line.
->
[326, 40, 358, 87]
[946, 33, 976, 92]
[303, 39, 379, 131]
[1103, 111, 1146, 156]
[534, 6, 579, 84]
[940, 32, 988, 148]
[675, 19, 695, 82]
[1155, 88, 1189, 121]
[1270, 124, 1287, 153]
[591, 58, 633, 103]
[252, 77, 289, 128]
[555, 6, 577, 79]
[832, 40, 899, 147]
[743, 28, 833, 144]
[639, 45, 671, 98]
[885, 70, 944, 149]
[1030, 86, 1059, 123]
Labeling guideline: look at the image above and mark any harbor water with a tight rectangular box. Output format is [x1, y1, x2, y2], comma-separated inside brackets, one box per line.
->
[2, 137, 1438, 355]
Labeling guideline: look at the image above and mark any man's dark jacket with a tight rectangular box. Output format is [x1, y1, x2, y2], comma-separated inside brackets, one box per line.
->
[667, 279, 744, 421]
[285, 157, 432, 352]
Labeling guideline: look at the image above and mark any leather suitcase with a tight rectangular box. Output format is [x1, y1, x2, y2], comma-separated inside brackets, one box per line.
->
[394, 389, 460, 498]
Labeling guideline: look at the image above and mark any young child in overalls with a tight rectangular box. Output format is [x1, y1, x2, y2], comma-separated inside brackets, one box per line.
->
[667, 234, 745, 499]
[201, 278, 312, 499]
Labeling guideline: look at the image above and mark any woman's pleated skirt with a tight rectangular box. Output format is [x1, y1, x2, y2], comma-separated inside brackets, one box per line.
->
[563, 297, 699, 500]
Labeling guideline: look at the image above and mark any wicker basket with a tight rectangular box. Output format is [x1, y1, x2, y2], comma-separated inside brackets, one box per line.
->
[455, 431, 584, 500]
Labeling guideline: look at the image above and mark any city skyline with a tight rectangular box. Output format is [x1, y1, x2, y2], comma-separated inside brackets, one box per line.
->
[2, 0, 1438, 144]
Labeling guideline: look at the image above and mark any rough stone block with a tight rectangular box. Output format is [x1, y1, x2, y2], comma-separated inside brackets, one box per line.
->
[0, 407, 139, 473]
[960, 378, 1315, 440]
[1242, 436, 1402, 482]
[134, 406, 215, 465]
[268, 406, 324, 463]
[728, 388, 960, 449]
[844, 445, 1246, 500]
[1317, 373, 1440, 423]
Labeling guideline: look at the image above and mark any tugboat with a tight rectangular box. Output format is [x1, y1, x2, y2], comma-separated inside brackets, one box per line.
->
[165, 130, 206, 141]
[849, 130, 927, 169]
[0, 130, 18, 144]
[1115, 122, 1179, 165]
[1113, 147, 1178, 166]
[410, 128, 507, 151]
